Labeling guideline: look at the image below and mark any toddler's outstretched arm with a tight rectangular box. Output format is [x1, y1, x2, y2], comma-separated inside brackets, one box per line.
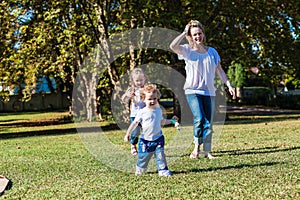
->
[124, 121, 139, 142]
[161, 116, 179, 126]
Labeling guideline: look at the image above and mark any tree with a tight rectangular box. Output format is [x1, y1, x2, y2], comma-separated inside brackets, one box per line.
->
[0, 0, 122, 121]
[0, 0, 299, 118]
[0, 1, 27, 100]
[228, 61, 246, 102]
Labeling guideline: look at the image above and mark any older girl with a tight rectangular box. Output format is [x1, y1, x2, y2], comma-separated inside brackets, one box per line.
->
[121, 68, 147, 156]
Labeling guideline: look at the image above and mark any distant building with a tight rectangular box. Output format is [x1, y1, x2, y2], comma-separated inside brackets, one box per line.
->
[11, 77, 57, 94]
[0, 77, 69, 112]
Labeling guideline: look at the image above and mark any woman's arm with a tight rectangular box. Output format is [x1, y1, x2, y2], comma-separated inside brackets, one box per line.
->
[169, 32, 186, 55]
[216, 63, 236, 99]
[169, 24, 190, 55]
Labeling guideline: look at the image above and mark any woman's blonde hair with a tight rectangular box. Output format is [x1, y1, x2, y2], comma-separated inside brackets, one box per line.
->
[129, 68, 147, 87]
[186, 20, 206, 47]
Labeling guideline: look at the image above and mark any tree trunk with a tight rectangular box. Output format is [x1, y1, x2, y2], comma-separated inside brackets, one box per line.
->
[129, 18, 137, 70]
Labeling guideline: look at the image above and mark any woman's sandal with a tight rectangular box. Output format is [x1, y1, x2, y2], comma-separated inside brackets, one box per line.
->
[189, 151, 199, 159]
[203, 152, 216, 159]
[131, 145, 138, 156]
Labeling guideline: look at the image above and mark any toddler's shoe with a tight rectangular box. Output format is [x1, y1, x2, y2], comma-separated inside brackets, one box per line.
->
[158, 170, 172, 177]
[135, 166, 146, 176]
[135, 171, 142, 176]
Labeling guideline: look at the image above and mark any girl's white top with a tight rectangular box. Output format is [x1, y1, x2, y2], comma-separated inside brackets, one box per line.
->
[130, 88, 146, 117]
[134, 106, 163, 141]
[178, 44, 221, 96]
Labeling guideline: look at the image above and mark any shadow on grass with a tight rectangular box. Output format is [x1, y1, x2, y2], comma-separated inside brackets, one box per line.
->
[1, 108, 299, 139]
[0, 119, 16, 123]
[146, 160, 282, 175]
[0, 124, 120, 139]
[168, 145, 299, 174]
[0, 128, 78, 139]
[225, 114, 300, 125]
[223, 107, 300, 124]
[214, 146, 300, 157]
[0, 120, 71, 127]
[185, 161, 283, 174]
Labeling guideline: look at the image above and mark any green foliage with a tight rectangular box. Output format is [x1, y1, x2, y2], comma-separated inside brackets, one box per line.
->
[234, 62, 246, 87]
[241, 87, 272, 106]
[292, 79, 300, 89]
[228, 61, 246, 87]
[276, 94, 300, 109]
[238, 86, 300, 109]
[0, 0, 299, 112]
[285, 75, 300, 90]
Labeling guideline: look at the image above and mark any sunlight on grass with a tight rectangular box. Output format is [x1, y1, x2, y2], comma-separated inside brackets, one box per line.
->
[0, 112, 299, 199]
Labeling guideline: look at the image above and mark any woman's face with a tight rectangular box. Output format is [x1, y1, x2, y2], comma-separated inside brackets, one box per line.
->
[190, 27, 204, 45]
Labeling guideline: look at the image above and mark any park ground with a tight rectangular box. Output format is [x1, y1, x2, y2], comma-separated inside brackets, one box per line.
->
[0, 106, 299, 199]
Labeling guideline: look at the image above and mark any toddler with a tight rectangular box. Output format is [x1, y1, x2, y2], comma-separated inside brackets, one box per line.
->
[124, 84, 178, 176]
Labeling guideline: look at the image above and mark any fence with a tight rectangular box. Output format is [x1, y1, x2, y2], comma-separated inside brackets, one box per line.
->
[0, 92, 70, 112]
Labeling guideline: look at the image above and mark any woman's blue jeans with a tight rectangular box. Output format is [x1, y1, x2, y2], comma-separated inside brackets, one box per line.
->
[185, 94, 215, 152]
[130, 117, 140, 145]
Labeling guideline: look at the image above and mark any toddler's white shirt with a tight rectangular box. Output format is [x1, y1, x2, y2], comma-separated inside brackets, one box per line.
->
[134, 106, 163, 141]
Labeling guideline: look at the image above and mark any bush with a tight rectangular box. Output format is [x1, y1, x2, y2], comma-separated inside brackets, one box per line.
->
[236, 87, 300, 109]
[241, 87, 272, 106]
[275, 94, 300, 109]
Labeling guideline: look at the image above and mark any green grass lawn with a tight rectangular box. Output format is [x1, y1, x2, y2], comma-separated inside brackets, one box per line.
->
[0, 111, 299, 199]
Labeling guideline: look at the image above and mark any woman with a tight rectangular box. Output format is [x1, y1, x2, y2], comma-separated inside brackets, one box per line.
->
[170, 20, 236, 159]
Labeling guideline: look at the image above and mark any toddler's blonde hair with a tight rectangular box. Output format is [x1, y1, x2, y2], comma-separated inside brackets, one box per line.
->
[141, 83, 161, 100]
